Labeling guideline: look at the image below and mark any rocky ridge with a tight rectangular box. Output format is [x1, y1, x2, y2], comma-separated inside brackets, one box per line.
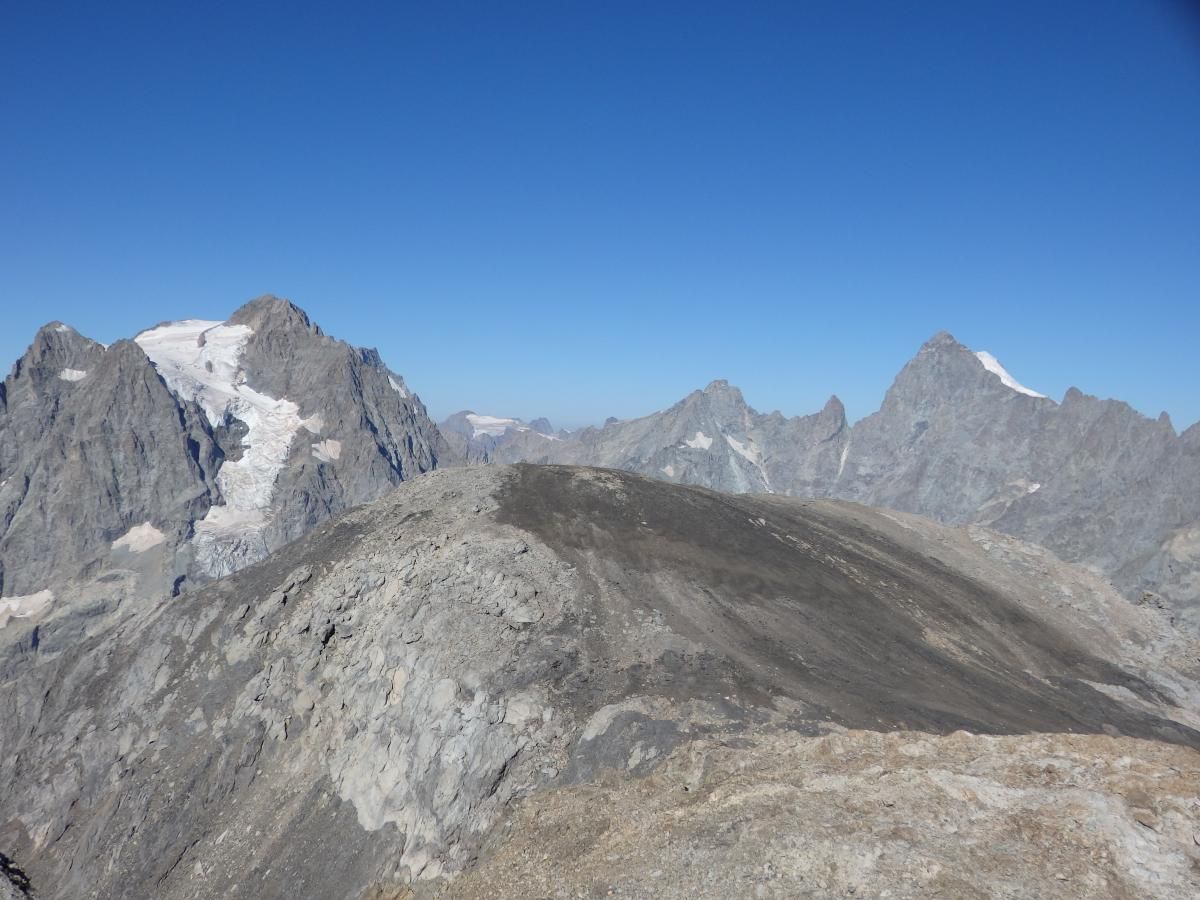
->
[1, 464, 1197, 899]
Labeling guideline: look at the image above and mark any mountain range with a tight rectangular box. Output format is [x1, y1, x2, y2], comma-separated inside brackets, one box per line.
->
[445, 331, 1200, 629]
[3, 296, 1200, 898]
[2, 296, 1198, 641]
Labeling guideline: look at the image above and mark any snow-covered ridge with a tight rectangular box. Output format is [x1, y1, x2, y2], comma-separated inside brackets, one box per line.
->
[463, 413, 562, 441]
[136, 319, 316, 577]
[973, 351, 1046, 398]
[466, 413, 523, 437]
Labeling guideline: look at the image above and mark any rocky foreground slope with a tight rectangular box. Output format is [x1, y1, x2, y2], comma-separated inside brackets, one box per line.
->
[2, 465, 1198, 899]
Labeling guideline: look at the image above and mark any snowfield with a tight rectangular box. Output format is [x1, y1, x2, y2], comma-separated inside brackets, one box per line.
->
[974, 351, 1046, 398]
[136, 319, 308, 576]
[112, 522, 167, 553]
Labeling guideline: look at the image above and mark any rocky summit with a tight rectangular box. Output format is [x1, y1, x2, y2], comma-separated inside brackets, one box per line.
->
[2, 465, 1197, 899]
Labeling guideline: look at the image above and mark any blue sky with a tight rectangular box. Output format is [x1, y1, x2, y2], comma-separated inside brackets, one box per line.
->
[3, 1, 1198, 429]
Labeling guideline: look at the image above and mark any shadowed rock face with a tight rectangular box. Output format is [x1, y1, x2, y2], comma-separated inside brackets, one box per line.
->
[1, 465, 1196, 899]
[496, 465, 1192, 740]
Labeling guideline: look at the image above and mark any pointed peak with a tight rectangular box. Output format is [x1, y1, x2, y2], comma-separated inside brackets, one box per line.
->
[820, 394, 846, 418]
[700, 379, 747, 403]
[32, 320, 100, 348]
[919, 330, 966, 352]
[228, 295, 322, 336]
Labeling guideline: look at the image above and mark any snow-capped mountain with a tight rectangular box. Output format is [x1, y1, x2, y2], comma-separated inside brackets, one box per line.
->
[438, 410, 563, 463]
[0, 296, 450, 632]
[464, 332, 1200, 629]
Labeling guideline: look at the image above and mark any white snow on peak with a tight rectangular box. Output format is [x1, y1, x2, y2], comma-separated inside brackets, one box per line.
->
[973, 351, 1046, 398]
[135, 320, 255, 425]
[136, 319, 308, 577]
[312, 439, 342, 463]
[685, 430, 713, 450]
[724, 434, 773, 492]
[0, 589, 54, 629]
[113, 522, 166, 553]
[54, 324, 73, 333]
[466, 413, 524, 438]
[388, 375, 409, 399]
[58, 368, 88, 382]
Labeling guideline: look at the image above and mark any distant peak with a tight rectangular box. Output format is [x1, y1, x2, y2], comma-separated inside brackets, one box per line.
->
[919, 330, 964, 352]
[701, 379, 746, 404]
[821, 394, 846, 418]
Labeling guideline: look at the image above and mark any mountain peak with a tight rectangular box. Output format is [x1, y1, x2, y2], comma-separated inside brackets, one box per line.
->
[821, 394, 846, 418]
[228, 295, 322, 336]
[701, 378, 747, 404]
[919, 330, 965, 353]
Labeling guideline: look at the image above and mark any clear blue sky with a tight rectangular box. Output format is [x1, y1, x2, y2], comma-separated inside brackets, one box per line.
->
[3, 1, 1198, 429]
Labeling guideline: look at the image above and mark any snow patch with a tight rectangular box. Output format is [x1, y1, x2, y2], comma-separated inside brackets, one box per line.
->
[388, 375, 409, 399]
[312, 439, 342, 462]
[973, 351, 1046, 398]
[0, 589, 54, 628]
[136, 319, 307, 577]
[661, 464, 675, 477]
[724, 434, 773, 492]
[54, 324, 73, 333]
[58, 368, 88, 382]
[837, 441, 851, 479]
[466, 414, 524, 438]
[685, 431, 713, 450]
[113, 522, 166, 553]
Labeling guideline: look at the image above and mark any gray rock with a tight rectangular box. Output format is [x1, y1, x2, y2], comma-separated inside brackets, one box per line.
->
[1, 464, 1196, 899]
[470, 333, 1200, 628]
[0, 296, 452, 629]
